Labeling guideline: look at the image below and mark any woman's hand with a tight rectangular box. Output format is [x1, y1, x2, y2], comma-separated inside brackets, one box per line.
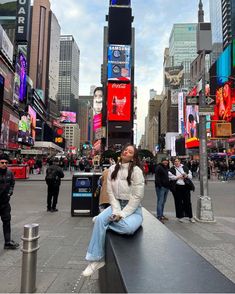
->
[109, 214, 122, 222]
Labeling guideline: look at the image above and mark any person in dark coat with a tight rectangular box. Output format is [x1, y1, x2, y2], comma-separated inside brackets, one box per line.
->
[168, 158, 195, 223]
[45, 158, 64, 212]
[0, 153, 19, 249]
[155, 157, 170, 223]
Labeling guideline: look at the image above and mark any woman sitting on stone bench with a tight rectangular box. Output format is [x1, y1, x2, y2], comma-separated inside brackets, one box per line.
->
[82, 144, 145, 277]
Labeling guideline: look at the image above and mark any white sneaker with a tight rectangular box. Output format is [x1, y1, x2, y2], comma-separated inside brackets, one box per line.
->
[177, 218, 188, 223]
[92, 216, 97, 223]
[177, 218, 184, 223]
[82, 261, 105, 277]
[189, 218, 196, 223]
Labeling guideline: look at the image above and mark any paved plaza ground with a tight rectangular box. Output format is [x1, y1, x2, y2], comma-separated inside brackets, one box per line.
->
[0, 171, 234, 293]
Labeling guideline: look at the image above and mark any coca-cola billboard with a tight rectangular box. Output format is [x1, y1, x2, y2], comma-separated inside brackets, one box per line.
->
[107, 83, 131, 121]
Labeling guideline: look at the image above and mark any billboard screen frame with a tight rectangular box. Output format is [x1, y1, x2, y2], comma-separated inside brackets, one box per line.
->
[107, 83, 131, 121]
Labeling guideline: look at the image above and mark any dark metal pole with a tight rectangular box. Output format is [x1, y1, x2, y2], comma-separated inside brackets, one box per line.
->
[199, 50, 209, 197]
[196, 50, 215, 222]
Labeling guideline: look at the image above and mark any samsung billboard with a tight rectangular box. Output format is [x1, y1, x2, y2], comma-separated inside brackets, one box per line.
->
[107, 44, 131, 81]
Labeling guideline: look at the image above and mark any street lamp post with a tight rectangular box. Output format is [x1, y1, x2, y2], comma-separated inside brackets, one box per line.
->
[196, 50, 215, 222]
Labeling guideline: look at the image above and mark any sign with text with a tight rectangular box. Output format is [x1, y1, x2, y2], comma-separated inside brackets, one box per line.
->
[215, 123, 232, 137]
[186, 96, 199, 105]
[107, 83, 131, 121]
[107, 44, 131, 81]
[15, 0, 31, 42]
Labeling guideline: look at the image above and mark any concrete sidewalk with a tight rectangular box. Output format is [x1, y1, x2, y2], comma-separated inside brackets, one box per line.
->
[0, 180, 234, 293]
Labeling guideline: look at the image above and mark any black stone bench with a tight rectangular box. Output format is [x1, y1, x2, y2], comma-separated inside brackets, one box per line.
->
[99, 208, 235, 293]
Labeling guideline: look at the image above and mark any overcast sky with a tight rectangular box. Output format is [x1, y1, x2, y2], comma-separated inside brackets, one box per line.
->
[49, 0, 210, 143]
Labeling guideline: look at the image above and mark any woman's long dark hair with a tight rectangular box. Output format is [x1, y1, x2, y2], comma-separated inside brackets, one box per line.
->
[111, 143, 142, 186]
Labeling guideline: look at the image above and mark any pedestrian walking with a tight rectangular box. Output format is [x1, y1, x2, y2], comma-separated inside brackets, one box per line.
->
[168, 157, 195, 223]
[0, 153, 19, 249]
[82, 144, 145, 277]
[45, 158, 64, 212]
[154, 157, 170, 223]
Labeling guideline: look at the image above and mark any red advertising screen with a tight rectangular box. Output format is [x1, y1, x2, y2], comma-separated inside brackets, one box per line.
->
[107, 83, 131, 121]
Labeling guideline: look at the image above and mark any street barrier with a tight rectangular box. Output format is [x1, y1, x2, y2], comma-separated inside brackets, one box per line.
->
[20, 224, 40, 293]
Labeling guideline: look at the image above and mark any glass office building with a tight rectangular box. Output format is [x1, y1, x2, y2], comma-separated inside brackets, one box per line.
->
[169, 24, 198, 67]
[209, 0, 223, 64]
[58, 35, 80, 110]
[169, 23, 198, 88]
[221, 0, 235, 48]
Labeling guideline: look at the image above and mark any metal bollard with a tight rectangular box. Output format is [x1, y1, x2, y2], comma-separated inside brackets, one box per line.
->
[20, 224, 40, 293]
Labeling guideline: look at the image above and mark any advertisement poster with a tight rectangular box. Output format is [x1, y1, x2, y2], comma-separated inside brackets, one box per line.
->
[18, 112, 33, 145]
[185, 105, 199, 139]
[107, 45, 131, 81]
[0, 109, 19, 149]
[60, 111, 76, 123]
[107, 83, 131, 121]
[14, 50, 27, 103]
[93, 87, 103, 115]
[164, 65, 184, 88]
[0, 58, 14, 104]
[28, 105, 36, 140]
[211, 83, 235, 136]
[93, 113, 102, 132]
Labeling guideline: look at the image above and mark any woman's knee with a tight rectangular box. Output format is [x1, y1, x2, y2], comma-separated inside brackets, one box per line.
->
[122, 218, 142, 235]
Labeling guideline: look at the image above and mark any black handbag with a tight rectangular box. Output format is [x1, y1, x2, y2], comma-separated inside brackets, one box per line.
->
[175, 166, 195, 192]
[169, 180, 177, 193]
[183, 177, 195, 191]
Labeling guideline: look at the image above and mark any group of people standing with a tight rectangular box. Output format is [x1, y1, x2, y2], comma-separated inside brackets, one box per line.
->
[155, 157, 195, 224]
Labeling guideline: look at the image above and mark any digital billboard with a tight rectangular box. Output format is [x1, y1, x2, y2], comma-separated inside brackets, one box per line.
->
[107, 44, 131, 81]
[0, 58, 14, 104]
[0, 108, 19, 150]
[93, 113, 102, 132]
[60, 111, 76, 123]
[211, 82, 235, 136]
[185, 105, 199, 139]
[28, 105, 36, 140]
[93, 87, 103, 115]
[216, 44, 231, 85]
[233, 39, 235, 73]
[8, 113, 19, 149]
[107, 83, 131, 121]
[18, 112, 33, 145]
[14, 50, 27, 103]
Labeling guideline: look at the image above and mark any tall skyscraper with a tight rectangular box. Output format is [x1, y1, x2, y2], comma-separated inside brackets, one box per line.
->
[29, 0, 51, 102]
[58, 35, 80, 111]
[169, 24, 198, 66]
[209, 0, 223, 64]
[221, 0, 235, 49]
[169, 23, 198, 88]
[48, 12, 60, 102]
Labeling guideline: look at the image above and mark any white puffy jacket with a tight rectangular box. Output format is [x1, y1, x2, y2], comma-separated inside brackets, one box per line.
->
[107, 162, 145, 218]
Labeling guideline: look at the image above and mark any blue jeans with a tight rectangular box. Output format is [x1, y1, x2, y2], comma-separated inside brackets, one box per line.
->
[156, 186, 169, 219]
[85, 201, 143, 261]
